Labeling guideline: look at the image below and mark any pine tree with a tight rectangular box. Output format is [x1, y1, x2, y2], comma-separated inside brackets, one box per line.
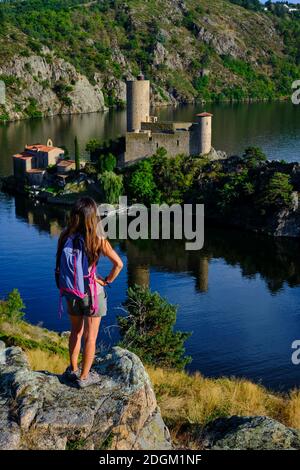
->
[74, 136, 80, 171]
[118, 286, 191, 370]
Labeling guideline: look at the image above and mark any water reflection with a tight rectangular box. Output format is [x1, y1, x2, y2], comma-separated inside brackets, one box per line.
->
[13, 195, 300, 296]
[1, 101, 300, 177]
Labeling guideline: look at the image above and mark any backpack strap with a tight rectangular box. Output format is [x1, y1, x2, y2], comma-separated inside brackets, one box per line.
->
[87, 264, 99, 315]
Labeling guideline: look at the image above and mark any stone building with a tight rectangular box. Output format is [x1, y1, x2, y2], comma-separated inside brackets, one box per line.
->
[13, 139, 65, 185]
[123, 75, 213, 165]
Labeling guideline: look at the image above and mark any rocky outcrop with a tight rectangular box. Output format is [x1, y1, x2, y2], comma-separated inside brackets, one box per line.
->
[202, 416, 300, 450]
[0, 0, 290, 119]
[0, 341, 171, 450]
[0, 53, 106, 121]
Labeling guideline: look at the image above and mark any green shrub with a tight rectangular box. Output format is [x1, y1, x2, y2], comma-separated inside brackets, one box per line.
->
[128, 159, 161, 206]
[99, 171, 123, 204]
[260, 172, 293, 209]
[98, 153, 116, 173]
[243, 147, 267, 168]
[118, 286, 191, 370]
[25, 98, 43, 118]
[0, 289, 25, 323]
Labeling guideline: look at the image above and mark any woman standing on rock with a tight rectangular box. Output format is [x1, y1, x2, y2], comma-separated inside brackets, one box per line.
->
[56, 197, 123, 388]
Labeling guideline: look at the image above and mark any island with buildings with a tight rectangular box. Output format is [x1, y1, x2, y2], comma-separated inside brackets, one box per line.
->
[12, 140, 76, 187]
[123, 74, 215, 165]
[2, 75, 221, 203]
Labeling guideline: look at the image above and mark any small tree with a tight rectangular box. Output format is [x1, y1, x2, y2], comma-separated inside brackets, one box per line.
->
[118, 286, 191, 370]
[99, 171, 123, 204]
[0, 289, 25, 323]
[98, 153, 117, 173]
[243, 147, 267, 168]
[128, 159, 161, 205]
[260, 172, 293, 209]
[74, 136, 80, 171]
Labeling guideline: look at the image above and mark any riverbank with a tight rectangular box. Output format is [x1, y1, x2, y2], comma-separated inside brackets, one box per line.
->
[1, 300, 300, 449]
[2, 147, 300, 237]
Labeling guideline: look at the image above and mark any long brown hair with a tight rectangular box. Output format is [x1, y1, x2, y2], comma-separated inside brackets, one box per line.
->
[57, 197, 103, 266]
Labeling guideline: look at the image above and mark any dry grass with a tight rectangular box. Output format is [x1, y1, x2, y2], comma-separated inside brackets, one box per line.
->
[146, 366, 300, 446]
[25, 349, 68, 374]
[3, 318, 300, 448]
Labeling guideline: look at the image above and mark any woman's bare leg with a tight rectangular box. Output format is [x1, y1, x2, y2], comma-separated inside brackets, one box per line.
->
[68, 308, 84, 372]
[81, 316, 101, 380]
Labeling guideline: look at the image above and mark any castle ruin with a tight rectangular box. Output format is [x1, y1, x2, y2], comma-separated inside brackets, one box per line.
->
[123, 74, 213, 165]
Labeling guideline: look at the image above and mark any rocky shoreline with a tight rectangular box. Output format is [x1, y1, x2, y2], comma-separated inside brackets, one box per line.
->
[2, 152, 300, 238]
[1, 340, 300, 450]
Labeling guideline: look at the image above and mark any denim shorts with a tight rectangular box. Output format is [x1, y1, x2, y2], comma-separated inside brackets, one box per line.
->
[66, 288, 107, 318]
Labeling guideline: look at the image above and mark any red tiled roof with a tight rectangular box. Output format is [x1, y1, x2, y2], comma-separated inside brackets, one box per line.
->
[25, 144, 64, 153]
[196, 112, 213, 117]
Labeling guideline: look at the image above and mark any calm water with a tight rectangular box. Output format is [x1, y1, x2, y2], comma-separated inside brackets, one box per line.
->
[0, 192, 300, 392]
[1, 102, 300, 391]
[1, 101, 300, 177]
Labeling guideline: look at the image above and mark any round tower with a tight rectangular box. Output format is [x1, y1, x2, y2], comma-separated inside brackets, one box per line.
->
[126, 74, 150, 133]
[196, 112, 213, 155]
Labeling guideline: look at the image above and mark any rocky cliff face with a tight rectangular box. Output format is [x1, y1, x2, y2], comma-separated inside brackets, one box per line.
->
[0, 52, 106, 121]
[0, 341, 171, 450]
[0, 0, 296, 121]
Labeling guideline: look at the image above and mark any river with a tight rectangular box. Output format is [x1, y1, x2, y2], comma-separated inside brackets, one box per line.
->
[0, 102, 300, 391]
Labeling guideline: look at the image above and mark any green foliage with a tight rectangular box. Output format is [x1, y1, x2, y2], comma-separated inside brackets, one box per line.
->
[53, 80, 73, 107]
[98, 153, 117, 173]
[83, 161, 97, 176]
[127, 158, 161, 206]
[0, 74, 21, 89]
[0, 105, 9, 122]
[99, 171, 123, 204]
[260, 172, 293, 209]
[221, 56, 276, 100]
[86, 137, 125, 165]
[216, 169, 255, 213]
[152, 151, 196, 204]
[118, 286, 191, 370]
[193, 75, 211, 101]
[0, 0, 299, 108]
[126, 148, 198, 206]
[25, 98, 43, 118]
[0, 289, 25, 323]
[74, 135, 80, 171]
[228, 0, 262, 11]
[243, 147, 267, 168]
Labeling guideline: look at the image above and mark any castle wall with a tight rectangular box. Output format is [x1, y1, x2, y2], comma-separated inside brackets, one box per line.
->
[141, 122, 193, 133]
[126, 80, 150, 132]
[124, 130, 193, 163]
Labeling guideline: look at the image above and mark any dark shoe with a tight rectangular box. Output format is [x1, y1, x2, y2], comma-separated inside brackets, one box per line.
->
[62, 366, 81, 382]
[76, 370, 102, 388]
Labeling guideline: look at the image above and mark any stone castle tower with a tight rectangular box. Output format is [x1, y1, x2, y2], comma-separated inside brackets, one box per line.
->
[124, 76, 213, 164]
[196, 112, 213, 156]
[126, 74, 150, 133]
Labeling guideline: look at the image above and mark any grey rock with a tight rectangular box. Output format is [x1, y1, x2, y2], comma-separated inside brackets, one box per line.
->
[202, 416, 300, 450]
[0, 344, 171, 450]
[59, 331, 71, 339]
[206, 148, 228, 161]
[0, 54, 107, 121]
